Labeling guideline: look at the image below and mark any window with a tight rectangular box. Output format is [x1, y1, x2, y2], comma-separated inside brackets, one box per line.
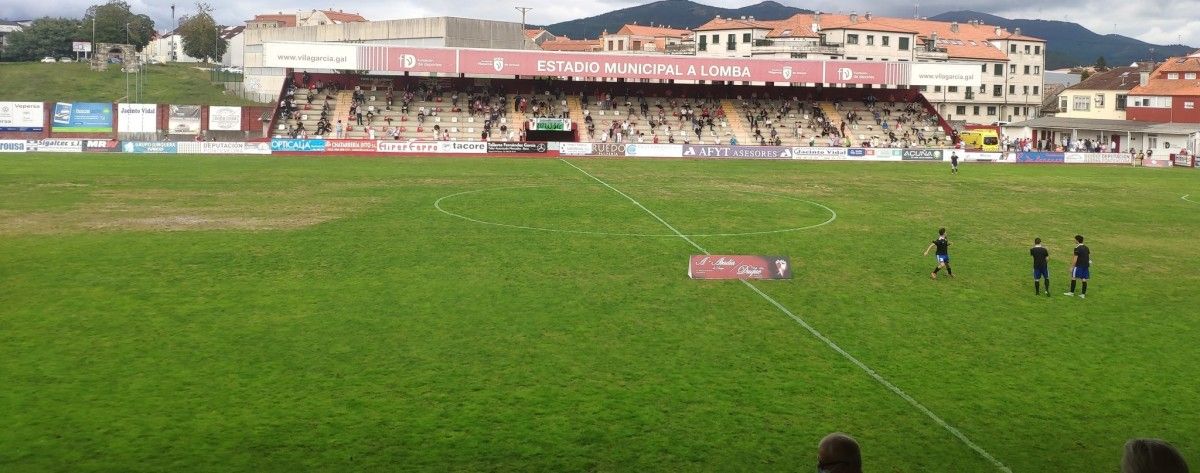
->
[1187, 73, 1198, 80]
[956, 105, 966, 115]
[882, 36, 890, 46]
[1060, 97, 1068, 110]
[982, 64, 988, 72]
[1116, 94, 1128, 110]
[607, 40, 614, 50]
[1073, 96, 1091, 111]
[973, 106, 981, 115]
[987, 106, 997, 115]
[1035, 45, 1041, 54]
[1023, 85, 1029, 95]
[1185, 101, 1196, 109]
[1010, 64, 1017, 74]
[1034, 66, 1041, 74]
[1024, 65, 1031, 74]
[934, 85, 942, 92]
[1095, 94, 1105, 109]
[1024, 45, 1031, 54]
[949, 86, 959, 93]
[618, 40, 624, 50]
[1168, 73, 1179, 80]
[1010, 44, 1017, 53]
[727, 34, 736, 50]
[1013, 107, 1021, 116]
[742, 33, 751, 43]
[847, 34, 859, 45]
[993, 84, 1003, 96]
[1033, 86, 1040, 95]
[994, 64, 1003, 76]
[899, 37, 910, 50]
[867, 35, 875, 46]
[1009, 85, 1016, 95]
[712, 34, 719, 44]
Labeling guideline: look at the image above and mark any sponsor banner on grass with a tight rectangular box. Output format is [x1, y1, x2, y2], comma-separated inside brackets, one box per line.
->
[326, 139, 380, 153]
[558, 142, 594, 156]
[208, 106, 243, 131]
[117, 103, 158, 133]
[198, 142, 272, 155]
[0, 140, 28, 152]
[27, 139, 83, 152]
[1016, 152, 1065, 163]
[587, 143, 626, 157]
[84, 139, 119, 152]
[270, 138, 326, 152]
[123, 141, 178, 153]
[963, 152, 1002, 162]
[682, 145, 793, 159]
[901, 149, 946, 161]
[624, 143, 683, 158]
[688, 255, 793, 280]
[167, 105, 202, 135]
[1172, 154, 1195, 167]
[0, 102, 45, 132]
[51, 102, 113, 132]
[1064, 152, 1132, 165]
[438, 141, 488, 154]
[488, 142, 548, 154]
[377, 140, 439, 153]
[1143, 158, 1173, 168]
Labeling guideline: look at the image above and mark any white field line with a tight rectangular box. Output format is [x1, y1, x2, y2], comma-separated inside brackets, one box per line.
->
[1183, 194, 1198, 204]
[559, 158, 1013, 473]
[434, 184, 837, 238]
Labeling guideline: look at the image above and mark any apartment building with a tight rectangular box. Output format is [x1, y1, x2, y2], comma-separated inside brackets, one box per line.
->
[693, 12, 1046, 125]
[1128, 51, 1200, 123]
[600, 24, 692, 54]
[1056, 66, 1142, 120]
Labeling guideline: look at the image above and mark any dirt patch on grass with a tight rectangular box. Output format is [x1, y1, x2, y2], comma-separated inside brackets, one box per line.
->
[0, 186, 377, 235]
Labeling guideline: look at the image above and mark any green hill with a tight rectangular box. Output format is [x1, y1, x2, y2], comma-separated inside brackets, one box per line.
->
[0, 62, 267, 105]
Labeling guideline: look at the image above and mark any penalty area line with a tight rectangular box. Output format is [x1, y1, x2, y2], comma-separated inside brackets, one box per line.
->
[558, 158, 1012, 473]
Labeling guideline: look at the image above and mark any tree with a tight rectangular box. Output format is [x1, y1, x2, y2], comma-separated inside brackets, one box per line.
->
[179, 3, 226, 63]
[82, 1, 155, 51]
[1094, 56, 1108, 71]
[4, 17, 85, 61]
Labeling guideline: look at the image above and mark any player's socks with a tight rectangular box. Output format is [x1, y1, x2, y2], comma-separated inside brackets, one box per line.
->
[933, 267, 940, 274]
[1044, 279, 1050, 295]
[1081, 282, 1087, 295]
[945, 265, 953, 277]
[1069, 280, 1077, 293]
[1034, 281, 1040, 295]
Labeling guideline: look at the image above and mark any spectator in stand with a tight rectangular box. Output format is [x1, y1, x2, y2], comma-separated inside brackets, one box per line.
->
[817, 433, 862, 473]
[356, 108, 364, 126]
[1121, 439, 1189, 473]
[336, 120, 344, 139]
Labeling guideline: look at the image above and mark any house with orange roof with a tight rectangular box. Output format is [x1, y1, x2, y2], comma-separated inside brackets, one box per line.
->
[1127, 51, 1200, 123]
[247, 9, 367, 29]
[601, 23, 693, 54]
[693, 11, 1046, 125]
[539, 37, 602, 52]
[525, 29, 556, 46]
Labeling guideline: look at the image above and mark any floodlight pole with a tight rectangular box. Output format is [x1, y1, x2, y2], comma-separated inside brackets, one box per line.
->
[516, 7, 532, 47]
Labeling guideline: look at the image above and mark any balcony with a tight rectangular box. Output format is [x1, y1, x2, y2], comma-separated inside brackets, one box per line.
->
[751, 41, 844, 56]
[915, 49, 949, 61]
[665, 43, 697, 55]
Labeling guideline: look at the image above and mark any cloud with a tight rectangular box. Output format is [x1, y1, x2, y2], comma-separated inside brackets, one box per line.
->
[3, 0, 1196, 46]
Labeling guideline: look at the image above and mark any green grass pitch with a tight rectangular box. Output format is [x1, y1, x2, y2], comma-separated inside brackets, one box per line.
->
[1, 153, 1198, 472]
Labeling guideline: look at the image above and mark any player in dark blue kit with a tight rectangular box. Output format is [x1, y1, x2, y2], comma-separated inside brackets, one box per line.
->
[1064, 235, 1091, 298]
[923, 227, 953, 279]
[1030, 238, 1050, 296]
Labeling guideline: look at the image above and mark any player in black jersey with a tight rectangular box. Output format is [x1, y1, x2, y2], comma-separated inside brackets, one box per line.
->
[923, 227, 953, 279]
[1030, 238, 1050, 296]
[1064, 235, 1091, 298]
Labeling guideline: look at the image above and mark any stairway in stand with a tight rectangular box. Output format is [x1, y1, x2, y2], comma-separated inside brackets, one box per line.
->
[719, 99, 753, 145]
[333, 91, 355, 136]
[506, 96, 528, 139]
[818, 102, 846, 141]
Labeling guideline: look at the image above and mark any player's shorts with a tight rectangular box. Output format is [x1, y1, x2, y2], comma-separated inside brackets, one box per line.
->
[1033, 266, 1049, 279]
[936, 254, 950, 264]
[1071, 267, 1090, 279]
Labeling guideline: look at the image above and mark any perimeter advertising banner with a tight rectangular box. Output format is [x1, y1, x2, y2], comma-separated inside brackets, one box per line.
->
[901, 149, 947, 161]
[208, 106, 243, 131]
[123, 142, 178, 153]
[377, 140, 439, 153]
[559, 143, 594, 156]
[682, 145, 793, 159]
[0, 102, 44, 132]
[117, 103, 158, 133]
[487, 142, 548, 154]
[1064, 153, 1132, 165]
[270, 138, 326, 152]
[52, 102, 113, 132]
[689, 255, 793, 280]
[0, 140, 28, 152]
[168, 105, 201, 135]
[624, 143, 683, 158]
[27, 139, 83, 152]
[1017, 152, 1066, 163]
[326, 139, 380, 153]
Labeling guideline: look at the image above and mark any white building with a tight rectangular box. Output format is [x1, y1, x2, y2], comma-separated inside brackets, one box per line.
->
[693, 12, 1047, 125]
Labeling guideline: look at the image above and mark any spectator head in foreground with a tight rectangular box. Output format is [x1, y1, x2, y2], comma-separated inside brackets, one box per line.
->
[1122, 438, 1189, 473]
[818, 432, 862, 473]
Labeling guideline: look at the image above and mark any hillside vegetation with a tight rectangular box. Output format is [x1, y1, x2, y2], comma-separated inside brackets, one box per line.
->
[0, 62, 267, 105]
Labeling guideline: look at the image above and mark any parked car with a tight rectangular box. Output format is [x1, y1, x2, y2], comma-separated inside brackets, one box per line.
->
[40, 57, 57, 63]
[59, 57, 74, 63]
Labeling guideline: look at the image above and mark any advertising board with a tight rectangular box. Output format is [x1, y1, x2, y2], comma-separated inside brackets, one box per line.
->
[1016, 152, 1066, 163]
[558, 142, 594, 156]
[0, 102, 45, 132]
[0, 140, 28, 152]
[326, 139, 380, 153]
[438, 141, 487, 154]
[122, 142, 178, 153]
[270, 138, 326, 152]
[682, 145, 793, 159]
[487, 142, 549, 154]
[28, 139, 83, 152]
[688, 255, 793, 280]
[51, 102, 113, 132]
[208, 106, 243, 131]
[168, 105, 202, 135]
[117, 103, 158, 133]
[624, 143, 683, 158]
[377, 141, 439, 153]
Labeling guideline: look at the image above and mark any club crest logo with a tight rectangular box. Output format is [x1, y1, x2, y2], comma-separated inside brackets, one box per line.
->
[838, 67, 853, 81]
[401, 54, 417, 68]
[492, 57, 505, 72]
[782, 66, 793, 80]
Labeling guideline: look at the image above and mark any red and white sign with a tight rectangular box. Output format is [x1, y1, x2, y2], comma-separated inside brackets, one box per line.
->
[326, 139, 379, 152]
[688, 255, 793, 280]
[377, 140, 439, 153]
[824, 61, 904, 85]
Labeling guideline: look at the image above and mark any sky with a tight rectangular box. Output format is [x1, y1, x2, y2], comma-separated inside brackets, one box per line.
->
[2, 0, 1198, 47]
